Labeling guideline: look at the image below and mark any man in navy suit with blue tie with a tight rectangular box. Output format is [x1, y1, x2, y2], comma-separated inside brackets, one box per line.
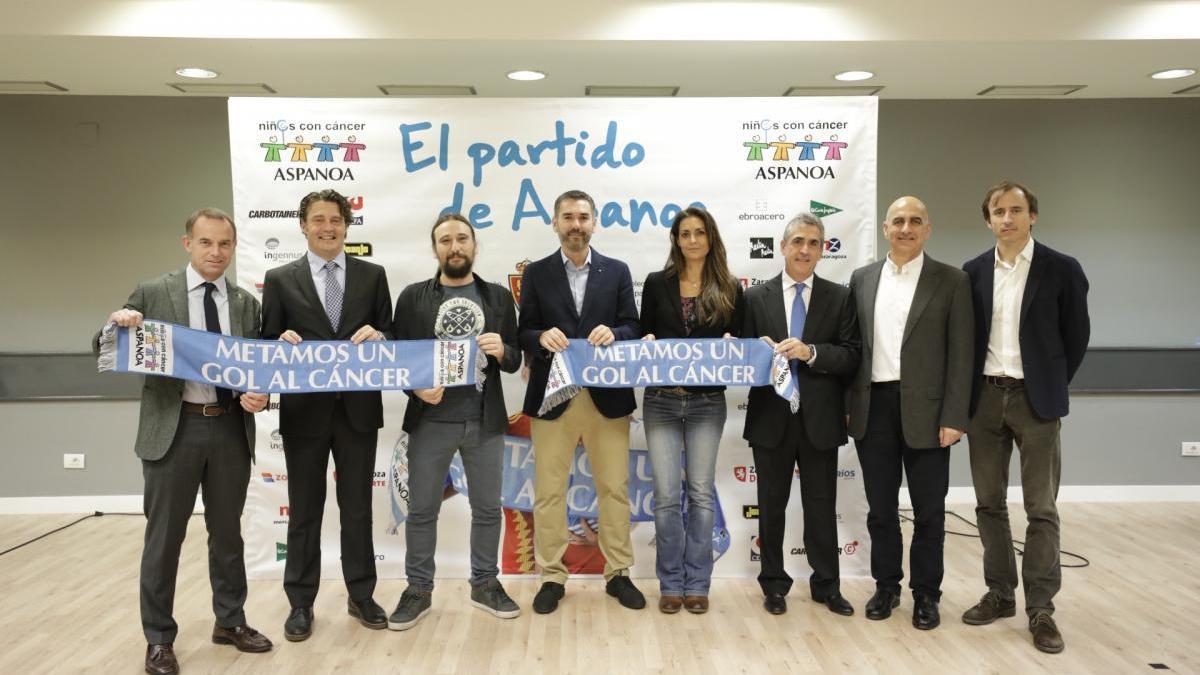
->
[960, 181, 1090, 654]
[518, 190, 646, 614]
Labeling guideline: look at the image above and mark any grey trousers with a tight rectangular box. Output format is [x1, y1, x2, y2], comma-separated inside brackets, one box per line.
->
[141, 409, 251, 644]
[404, 418, 503, 591]
[967, 379, 1062, 617]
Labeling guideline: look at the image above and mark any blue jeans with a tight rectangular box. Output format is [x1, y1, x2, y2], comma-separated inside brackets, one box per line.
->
[643, 388, 726, 597]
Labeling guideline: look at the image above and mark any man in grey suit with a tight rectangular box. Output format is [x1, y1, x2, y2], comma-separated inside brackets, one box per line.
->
[95, 208, 272, 675]
[847, 196, 973, 630]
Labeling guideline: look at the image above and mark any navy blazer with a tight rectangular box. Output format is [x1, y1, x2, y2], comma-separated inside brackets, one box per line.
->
[963, 241, 1090, 420]
[518, 248, 641, 419]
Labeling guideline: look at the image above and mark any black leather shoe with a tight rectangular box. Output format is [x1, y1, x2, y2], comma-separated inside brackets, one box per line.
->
[865, 588, 900, 620]
[212, 623, 273, 652]
[763, 592, 787, 615]
[912, 594, 940, 630]
[145, 643, 178, 675]
[532, 581, 565, 614]
[820, 592, 855, 616]
[1030, 612, 1065, 654]
[284, 607, 313, 642]
[605, 575, 647, 610]
[348, 597, 388, 629]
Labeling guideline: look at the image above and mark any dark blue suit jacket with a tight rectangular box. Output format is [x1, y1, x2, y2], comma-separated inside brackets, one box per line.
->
[518, 248, 641, 419]
[963, 241, 1090, 420]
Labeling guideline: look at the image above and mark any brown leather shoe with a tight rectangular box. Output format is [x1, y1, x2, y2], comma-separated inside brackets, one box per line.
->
[212, 623, 274, 653]
[659, 595, 683, 614]
[145, 643, 178, 675]
[1029, 612, 1065, 654]
[683, 596, 709, 614]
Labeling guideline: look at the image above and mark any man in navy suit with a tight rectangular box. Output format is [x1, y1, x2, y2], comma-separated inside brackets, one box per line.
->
[518, 189, 645, 614]
[960, 181, 1090, 655]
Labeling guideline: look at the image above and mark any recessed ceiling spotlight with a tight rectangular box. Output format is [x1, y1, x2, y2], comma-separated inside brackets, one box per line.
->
[834, 70, 874, 82]
[175, 67, 218, 79]
[507, 70, 546, 81]
[1150, 68, 1196, 80]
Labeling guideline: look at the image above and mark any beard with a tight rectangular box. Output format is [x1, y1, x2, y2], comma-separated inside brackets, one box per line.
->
[440, 254, 473, 279]
[558, 228, 591, 252]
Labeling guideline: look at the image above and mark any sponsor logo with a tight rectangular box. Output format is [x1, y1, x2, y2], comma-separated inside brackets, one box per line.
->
[750, 237, 774, 259]
[261, 472, 287, 482]
[344, 242, 373, 257]
[257, 122, 366, 164]
[740, 121, 847, 180]
[267, 400, 279, 411]
[265, 237, 280, 250]
[750, 535, 762, 562]
[508, 259, 532, 304]
[349, 196, 364, 210]
[278, 505, 289, 516]
[276, 542, 287, 561]
[274, 167, 356, 182]
[743, 504, 760, 519]
[836, 468, 856, 479]
[373, 470, 387, 489]
[738, 212, 785, 222]
[825, 238, 842, 253]
[248, 209, 300, 219]
[754, 166, 836, 180]
[810, 200, 842, 217]
[264, 250, 305, 262]
[351, 215, 364, 226]
[790, 541, 860, 556]
[733, 465, 757, 483]
[272, 505, 289, 525]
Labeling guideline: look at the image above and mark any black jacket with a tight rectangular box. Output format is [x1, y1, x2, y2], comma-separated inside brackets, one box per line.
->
[640, 268, 746, 392]
[963, 241, 1090, 419]
[741, 273, 861, 450]
[392, 273, 520, 434]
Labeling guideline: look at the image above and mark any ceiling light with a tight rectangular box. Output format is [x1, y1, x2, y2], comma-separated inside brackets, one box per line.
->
[175, 67, 218, 79]
[585, 86, 679, 97]
[977, 85, 1085, 97]
[784, 86, 883, 97]
[1150, 68, 1196, 80]
[833, 70, 874, 82]
[379, 85, 477, 96]
[507, 70, 546, 82]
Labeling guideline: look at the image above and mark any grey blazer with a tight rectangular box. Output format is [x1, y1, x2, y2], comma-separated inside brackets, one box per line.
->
[92, 268, 262, 461]
[847, 255, 974, 448]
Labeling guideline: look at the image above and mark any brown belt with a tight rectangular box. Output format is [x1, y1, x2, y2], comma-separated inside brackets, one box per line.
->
[984, 375, 1024, 388]
[181, 402, 236, 417]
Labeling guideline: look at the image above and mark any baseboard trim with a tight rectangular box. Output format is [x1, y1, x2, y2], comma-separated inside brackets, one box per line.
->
[0, 495, 200, 514]
[1, 486, 1197, 514]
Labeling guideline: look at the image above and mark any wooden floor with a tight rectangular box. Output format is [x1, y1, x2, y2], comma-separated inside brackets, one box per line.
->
[0, 503, 1197, 674]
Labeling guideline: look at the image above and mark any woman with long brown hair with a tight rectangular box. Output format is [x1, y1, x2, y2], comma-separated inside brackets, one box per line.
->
[639, 206, 744, 614]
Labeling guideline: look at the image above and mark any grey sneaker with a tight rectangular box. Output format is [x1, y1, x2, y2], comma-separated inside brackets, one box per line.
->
[471, 578, 521, 619]
[387, 587, 432, 631]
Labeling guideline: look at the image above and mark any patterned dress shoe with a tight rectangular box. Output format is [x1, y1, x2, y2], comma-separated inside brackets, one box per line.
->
[145, 643, 179, 675]
[212, 623, 273, 652]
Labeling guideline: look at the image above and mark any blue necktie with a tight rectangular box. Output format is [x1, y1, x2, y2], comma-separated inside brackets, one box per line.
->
[790, 282, 807, 386]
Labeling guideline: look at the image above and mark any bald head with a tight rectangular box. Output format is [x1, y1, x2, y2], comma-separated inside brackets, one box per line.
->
[882, 195, 932, 264]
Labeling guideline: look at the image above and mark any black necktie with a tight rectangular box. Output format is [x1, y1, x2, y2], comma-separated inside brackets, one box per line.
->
[202, 282, 233, 407]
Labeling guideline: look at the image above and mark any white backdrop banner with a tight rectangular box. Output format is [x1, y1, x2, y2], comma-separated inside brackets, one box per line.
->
[229, 97, 878, 582]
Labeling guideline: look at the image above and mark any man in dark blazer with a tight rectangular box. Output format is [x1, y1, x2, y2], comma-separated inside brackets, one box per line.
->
[96, 208, 272, 675]
[517, 189, 645, 614]
[960, 181, 1090, 655]
[742, 212, 860, 617]
[847, 196, 973, 630]
[261, 189, 393, 640]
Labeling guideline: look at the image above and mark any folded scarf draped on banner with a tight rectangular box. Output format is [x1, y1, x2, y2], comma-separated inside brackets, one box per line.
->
[97, 320, 485, 393]
[539, 338, 799, 415]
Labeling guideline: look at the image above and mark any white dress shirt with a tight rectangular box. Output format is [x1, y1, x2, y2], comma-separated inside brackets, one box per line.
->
[561, 248, 592, 314]
[307, 250, 347, 310]
[871, 251, 924, 382]
[183, 264, 230, 404]
[983, 237, 1035, 378]
[781, 269, 817, 364]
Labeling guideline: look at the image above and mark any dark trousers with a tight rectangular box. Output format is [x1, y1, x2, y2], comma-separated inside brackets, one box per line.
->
[282, 400, 379, 608]
[855, 383, 950, 599]
[752, 409, 840, 599]
[968, 378, 1062, 617]
[141, 408, 251, 645]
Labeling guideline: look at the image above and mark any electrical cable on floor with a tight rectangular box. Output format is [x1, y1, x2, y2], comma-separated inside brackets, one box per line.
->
[0, 511, 144, 557]
[899, 507, 1090, 568]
